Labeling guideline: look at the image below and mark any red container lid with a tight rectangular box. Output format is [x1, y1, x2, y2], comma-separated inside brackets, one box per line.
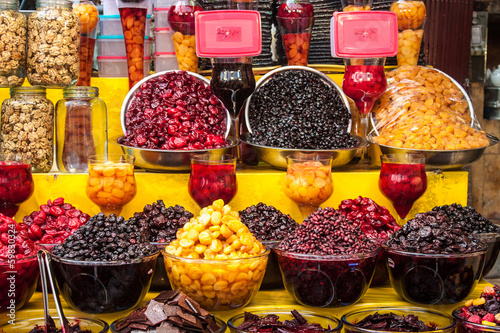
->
[331, 11, 398, 58]
[97, 56, 152, 60]
[195, 10, 262, 57]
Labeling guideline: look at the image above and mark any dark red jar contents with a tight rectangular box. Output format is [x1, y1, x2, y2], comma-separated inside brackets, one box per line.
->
[167, 1, 202, 35]
[120, 71, 228, 150]
[188, 162, 237, 207]
[278, 0, 314, 31]
[0, 161, 34, 217]
[342, 65, 387, 114]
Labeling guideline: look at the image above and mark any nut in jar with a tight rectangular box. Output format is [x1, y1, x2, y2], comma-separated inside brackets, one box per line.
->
[162, 199, 269, 311]
[0, 6, 27, 87]
[27, 0, 80, 87]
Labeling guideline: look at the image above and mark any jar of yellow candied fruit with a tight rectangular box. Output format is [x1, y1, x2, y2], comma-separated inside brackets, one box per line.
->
[390, 0, 426, 67]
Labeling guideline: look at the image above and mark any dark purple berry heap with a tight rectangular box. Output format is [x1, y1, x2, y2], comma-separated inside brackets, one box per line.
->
[354, 312, 438, 332]
[239, 203, 298, 242]
[133, 200, 193, 242]
[52, 213, 157, 261]
[432, 203, 500, 234]
[247, 69, 358, 150]
[277, 207, 378, 255]
[237, 310, 332, 333]
[386, 211, 482, 254]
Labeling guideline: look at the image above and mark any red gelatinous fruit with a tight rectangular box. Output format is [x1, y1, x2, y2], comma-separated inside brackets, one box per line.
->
[167, 1, 203, 35]
[342, 65, 387, 114]
[0, 162, 34, 217]
[277, 0, 314, 32]
[188, 163, 237, 207]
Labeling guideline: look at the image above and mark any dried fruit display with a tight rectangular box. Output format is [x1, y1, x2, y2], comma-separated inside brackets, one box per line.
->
[456, 285, 500, 327]
[0, 5, 27, 87]
[353, 312, 438, 332]
[239, 203, 298, 242]
[236, 310, 333, 333]
[432, 204, 500, 234]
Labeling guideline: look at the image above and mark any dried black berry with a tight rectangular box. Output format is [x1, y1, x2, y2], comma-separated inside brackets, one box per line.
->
[239, 203, 298, 241]
[432, 204, 500, 234]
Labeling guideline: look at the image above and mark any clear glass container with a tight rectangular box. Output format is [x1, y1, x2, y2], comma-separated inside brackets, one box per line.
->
[73, 0, 99, 86]
[55, 86, 108, 173]
[27, 0, 80, 87]
[0, 0, 27, 87]
[0, 87, 54, 173]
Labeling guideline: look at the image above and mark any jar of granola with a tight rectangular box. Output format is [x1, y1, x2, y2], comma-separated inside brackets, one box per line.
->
[55, 86, 108, 173]
[27, 0, 80, 87]
[0, 0, 27, 87]
[0, 87, 54, 173]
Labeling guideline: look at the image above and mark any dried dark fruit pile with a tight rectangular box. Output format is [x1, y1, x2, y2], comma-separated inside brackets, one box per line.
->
[236, 310, 332, 333]
[120, 71, 228, 150]
[457, 285, 500, 326]
[133, 200, 193, 242]
[29, 316, 92, 333]
[338, 196, 399, 239]
[432, 204, 500, 234]
[239, 203, 298, 241]
[20, 197, 90, 244]
[354, 312, 439, 332]
[247, 69, 358, 149]
[277, 207, 378, 255]
[52, 213, 157, 261]
[386, 211, 483, 254]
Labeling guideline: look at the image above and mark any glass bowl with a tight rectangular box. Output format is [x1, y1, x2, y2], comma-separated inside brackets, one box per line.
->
[260, 240, 284, 289]
[275, 247, 380, 307]
[110, 316, 227, 333]
[452, 305, 500, 333]
[49, 250, 159, 314]
[342, 307, 456, 333]
[227, 309, 342, 333]
[150, 242, 171, 291]
[0, 254, 39, 317]
[161, 248, 270, 311]
[0, 316, 109, 333]
[384, 246, 487, 305]
[471, 233, 500, 278]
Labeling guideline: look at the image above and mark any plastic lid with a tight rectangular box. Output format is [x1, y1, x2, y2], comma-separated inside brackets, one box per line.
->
[154, 27, 171, 32]
[154, 52, 176, 56]
[97, 35, 151, 39]
[154, 7, 170, 10]
[100, 14, 152, 18]
[97, 56, 152, 60]
[195, 10, 261, 57]
[331, 11, 398, 58]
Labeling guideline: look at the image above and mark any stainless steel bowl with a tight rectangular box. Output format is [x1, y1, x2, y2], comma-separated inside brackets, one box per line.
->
[241, 132, 366, 169]
[109, 136, 240, 172]
[120, 70, 231, 137]
[244, 65, 352, 134]
[368, 133, 499, 170]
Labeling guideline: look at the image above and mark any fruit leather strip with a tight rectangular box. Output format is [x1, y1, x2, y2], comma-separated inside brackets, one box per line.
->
[163, 305, 182, 317]
[169, 316, 184, 326]
[157, 321, 182, 333]
[146, 300, 168, 326]
[129, 323, 150, 331]
[167, 292, 182, 305]
[177, 308, 198, 325]
[154, 290, 179, 303]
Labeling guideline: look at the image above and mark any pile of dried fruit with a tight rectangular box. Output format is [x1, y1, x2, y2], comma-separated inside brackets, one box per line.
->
[354, 312, 438, 332]
[239, 203, 298, 242]
[236, 310, 333, 333]
[456, 285, 500, 326]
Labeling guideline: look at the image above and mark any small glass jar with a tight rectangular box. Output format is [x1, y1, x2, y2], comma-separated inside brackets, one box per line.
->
[27, 0, 80, 87]
[0, 87, 54, 173]
[73, 0, 99, 86]
[0, 0, 27, 87]
[55, 86, 107, 173]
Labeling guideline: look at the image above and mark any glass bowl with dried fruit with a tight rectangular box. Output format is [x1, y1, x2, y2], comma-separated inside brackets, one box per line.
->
[160, 199, 270, 311]
[342, 307, 456, 333]
[0, 316, 109, 333]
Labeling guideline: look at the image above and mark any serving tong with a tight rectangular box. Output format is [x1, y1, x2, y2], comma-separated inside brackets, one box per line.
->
[37, 249, 71, 333]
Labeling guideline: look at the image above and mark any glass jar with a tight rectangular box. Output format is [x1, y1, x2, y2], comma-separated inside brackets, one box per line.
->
[27, 0, 80, 87]
[390, 0, 426, 67]
[0, 0, 27, 87]
[0, 87, 54, 173]
[73, 0, 99, 86]
[55, 86, 107, 173]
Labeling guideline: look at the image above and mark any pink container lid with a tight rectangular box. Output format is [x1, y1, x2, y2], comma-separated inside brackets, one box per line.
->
[154, 52, 176, 56]
[97, 56, 152, 60]
[195, 10, 262, 57]
[331, 11, 398, 58]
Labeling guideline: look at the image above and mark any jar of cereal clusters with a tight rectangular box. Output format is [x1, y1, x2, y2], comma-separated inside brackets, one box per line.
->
[390, 0, 426, 67]
[0, 87, 54, 173]
[27, 0, 80, 87]
[0, 0, 27, 87]
[55, 86, 108, 173]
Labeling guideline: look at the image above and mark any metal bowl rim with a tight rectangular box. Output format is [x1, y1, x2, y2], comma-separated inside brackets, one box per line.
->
[244, 65, 352, 134]
[120, 70, 231, 138]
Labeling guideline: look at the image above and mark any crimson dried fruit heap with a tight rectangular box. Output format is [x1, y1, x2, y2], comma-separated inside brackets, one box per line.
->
[247, 69, 358, 149]
[236, 310, 333, 333]
[354, 312, 438, 332]
[386, 211, 482, 254]
[133, 200, 193, 242]
[29, 316, 92, 333]
[239, 203, 298, 241]
[120, 71, 228, 150]
[277, 207, 378, 255]
[52, 213, 157, 261]
[21, 197, 90, 244]
[0, 213, 37, 259]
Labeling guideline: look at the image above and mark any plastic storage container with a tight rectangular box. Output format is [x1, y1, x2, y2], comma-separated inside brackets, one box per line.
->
[0, 87, 54, 172]
[102, 0, 152, 15]
[97, 56, 151, 77]
[153, 0, 174, 9]
[153, 8, 170, 28]
[0, 0, 27, 87]
[154, 52, 177, 71]
[55, 87, 108, 173]
[97, 35, 152, 57]
[153, 27, 174, 52]
[100, 14, 151, 36]
[27, 0, 80, 87]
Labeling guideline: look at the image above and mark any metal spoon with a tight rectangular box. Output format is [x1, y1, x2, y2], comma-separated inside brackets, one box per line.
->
[37, 249, 71, 333]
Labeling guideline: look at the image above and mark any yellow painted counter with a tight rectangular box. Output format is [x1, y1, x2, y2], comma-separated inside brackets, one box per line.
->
[9, 281, 492, 327]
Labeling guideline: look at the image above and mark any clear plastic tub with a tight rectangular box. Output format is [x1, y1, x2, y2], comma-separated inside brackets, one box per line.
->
[153, 0, 174, 9]
[100, 14, 151, 37]
[153, 8, 170, 28]
[97, 35, 152, 57]
[154, 52, 177, 71]
[153, 27, 174, 52]
[97, 56, 151, 77]
[102, 0, 152, 15]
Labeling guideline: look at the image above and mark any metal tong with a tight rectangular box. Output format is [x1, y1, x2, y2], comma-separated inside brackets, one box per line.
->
[37, 249, 71, 333]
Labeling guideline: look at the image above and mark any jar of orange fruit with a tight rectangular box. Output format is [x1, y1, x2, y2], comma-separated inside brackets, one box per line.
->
[73, 0, 99, 86]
